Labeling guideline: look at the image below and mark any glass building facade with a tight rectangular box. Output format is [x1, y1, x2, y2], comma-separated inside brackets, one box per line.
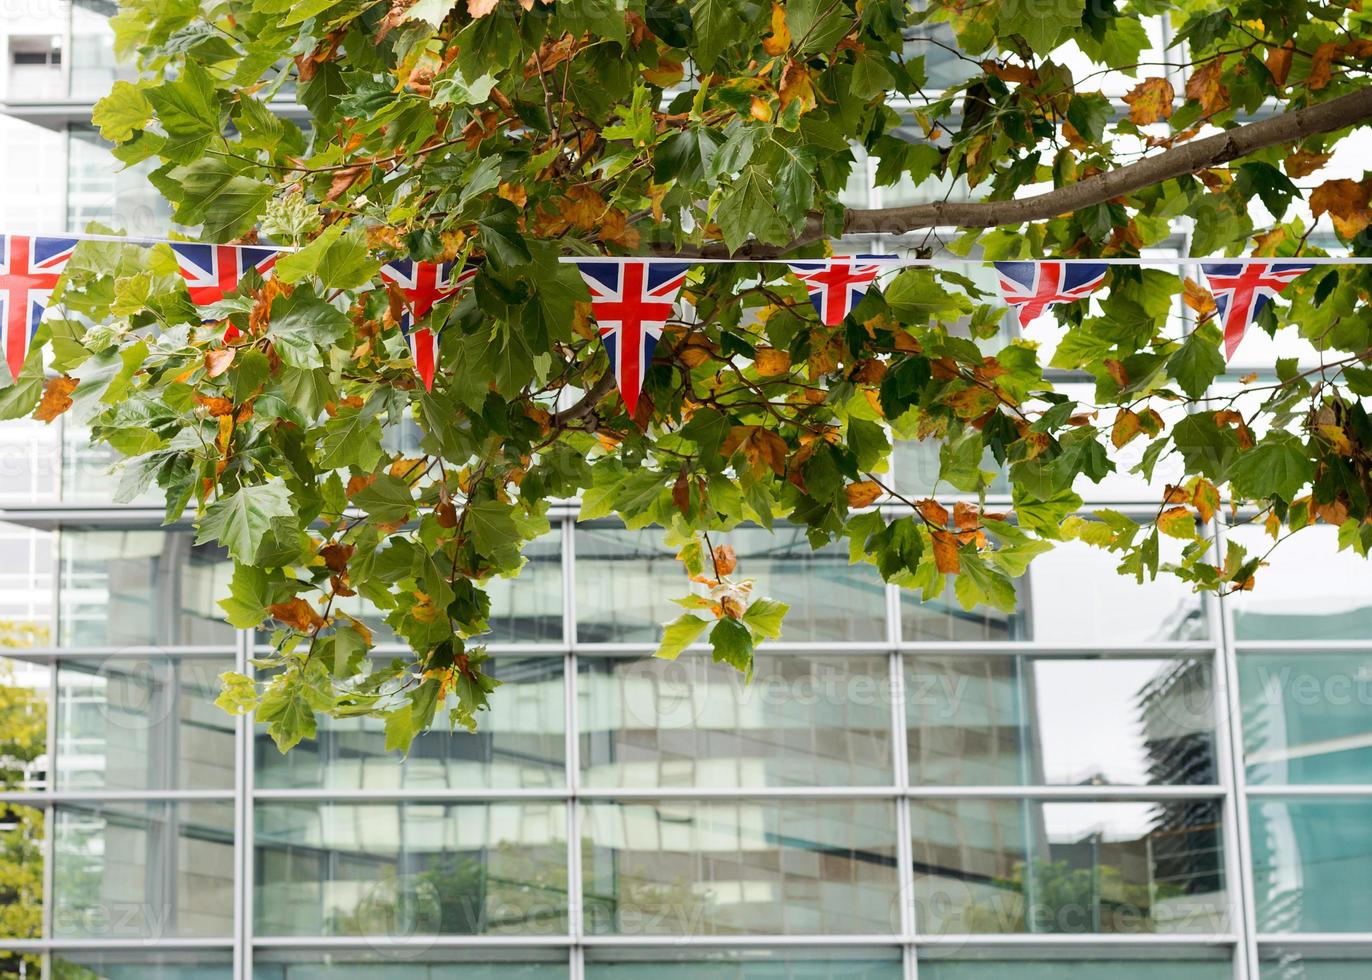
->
[3, 4, 1372, 979]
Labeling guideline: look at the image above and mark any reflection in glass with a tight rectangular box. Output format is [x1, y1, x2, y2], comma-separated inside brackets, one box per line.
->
[483, 531, 564, 643]
[576, 524, 887, 643]
[253, 950, 569, 979]
[254, 801, 568, 937]
[580, 654, 894, 788]
[56, 656, 234, 791]
[585, 948, 902, 979]
[1228, 526, 1372, 640]
[0, 656, 46, 956]
[1239, 651, 1372, 784]
[256, 658, 565, 790]
[1250, 798, 1372, 933]
[900, 538, 1207, 644]
[1259, 949, 1372, 980]
[59, 529, 234, 647]
[582, 799, 900, 935]
[52, 801, 235, 940]
[0, 522, 54, 640]
[906, 655, 1217, 786]
[916, 951, 1231, 980]
[909, 799, 1227, 934]
[49, 950, 234, 980]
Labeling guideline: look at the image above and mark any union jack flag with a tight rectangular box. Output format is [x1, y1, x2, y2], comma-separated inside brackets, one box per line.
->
[1200, 261, 1314, 359]
[786, 257, 884, 326]
[0, 234, 78, 381]
[378, 259, 478, 391]
[575, 259, 689, 416]
[995, 261, 1109, 328]
[171, 242, 281, 343]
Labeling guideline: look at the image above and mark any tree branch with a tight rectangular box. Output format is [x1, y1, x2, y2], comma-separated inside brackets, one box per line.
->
[667, 86, 1372, 258]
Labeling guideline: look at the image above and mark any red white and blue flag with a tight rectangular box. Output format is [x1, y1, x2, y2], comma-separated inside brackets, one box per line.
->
[1201, 262, 1313, 359]
[0, 234, 78, 380]
[171, 242, 281, 343]
[995, 261, 1109, 328]
[575, 259, 689, 415]
[379, 259, 477, 390]
[786, 257, 884, 326]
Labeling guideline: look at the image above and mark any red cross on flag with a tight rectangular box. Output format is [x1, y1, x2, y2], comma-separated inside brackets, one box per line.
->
[0, 234, 78, 380]
[379, 259, 478, 390]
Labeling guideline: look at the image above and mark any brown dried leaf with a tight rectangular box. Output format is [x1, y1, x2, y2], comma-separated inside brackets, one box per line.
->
[195, 394, 236, 417]
[269, 597, 325, 634]
[1284, 150, 1332, 178]
[205, 348, 235, 378]
[1184, 59, 1229, 114]
[32, 376, 78, 423]
[931, 529, 961, 574]
[1311, 178, 1372, 238]
[917, 498, 950, 527]
[1266, 41, 1295, 86]
[320, 542, 354, 575]
[712, 544, 738, 577]
[1182, 277, 1217, 316]
[1308, 41, 1338, 90]
[845, 481, 883, 509]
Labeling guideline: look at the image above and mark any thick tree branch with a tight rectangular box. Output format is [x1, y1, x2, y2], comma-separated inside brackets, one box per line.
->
[668, 86, 1372, 258]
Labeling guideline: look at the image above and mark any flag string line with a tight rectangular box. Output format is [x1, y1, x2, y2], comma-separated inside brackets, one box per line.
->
[3, 230, 1372, 265]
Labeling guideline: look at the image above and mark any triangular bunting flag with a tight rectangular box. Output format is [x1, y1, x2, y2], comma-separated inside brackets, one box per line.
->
[171, 242, 281, 343]
[0, 234, 78, 379]
[1200, 261, 1313, 360]
[995, 261, 1108, 328]
[786, 257, 884, 326]
[575, 259, 689, 416]
[379, 259, 478, 391]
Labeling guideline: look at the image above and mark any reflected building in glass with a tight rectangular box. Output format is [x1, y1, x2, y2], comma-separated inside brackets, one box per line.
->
[4, 4, 1372, 979]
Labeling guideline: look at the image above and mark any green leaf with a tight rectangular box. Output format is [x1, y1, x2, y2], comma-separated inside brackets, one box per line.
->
[742, 597, 788, 640]
[656, 613, 710, 660]
[477, 201, 533, 269]
[717, 167, 793, 252]
[267, 287, 351, 369]
[1228, 431, 1314, 502]
[1166, 323, 1225, 399]
[353, 474, 415, 524]
[145, 59, 219, 162]
[219, 563, 272, 628]
[998, 0, 1084, 54]
[274, 225, 379, 289]
[196, 480, 294, 563]
[171, 157, 273, 240]
[92, 80, 153, 142]
[785, 0, 855, 54]
[691, 0, 745, 67]
[708, 616, 754, 674]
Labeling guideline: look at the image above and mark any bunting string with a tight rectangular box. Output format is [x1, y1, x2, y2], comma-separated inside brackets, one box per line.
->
[3, 228, 1369, 408]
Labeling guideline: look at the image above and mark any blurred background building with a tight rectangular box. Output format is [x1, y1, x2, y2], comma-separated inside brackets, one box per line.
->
[1, 3, 1371, 978]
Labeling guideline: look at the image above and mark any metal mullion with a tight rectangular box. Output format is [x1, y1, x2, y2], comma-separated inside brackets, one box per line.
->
[563, 514, 583, 963]
[913, 933, 1239, 947]
[1214, 518, 1261, 980]
[251, 935, 573, 949]
[885, 566, 917, 980]
[0, 789, 236, 804]
[578, 934, 908, 948]
[243, 631, 258, 980]
[234, 626, 250, 980]
[902, 785, 1223, 800]
[1234, 640, 1372, 652]
[1244, 786, 1372, 798]
[2, 938, 236, 952]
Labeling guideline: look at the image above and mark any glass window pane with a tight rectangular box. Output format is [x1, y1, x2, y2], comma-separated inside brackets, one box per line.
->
[580, 653, 895, 788]
[59, 528, 234, 647]
[50, 950, 234, 980]
[909, 799, 1228, 934]
[1239, 650, 1372, 785]
[906, 655, 1218, 786]
[253, 950, 569, 980]
[1250, 797, 1372, 933]
[254, 801, 568, 937]
[585, 948, 902, 979]
[53, 801, 235, 940]
[255, 657, 566, 790]
[582, 799, 900, 935]
[484, 531, 564, 643]
[0, 521, 54, 643]
[905, 539, 1210, 644]
[56, 655, 235, 791]
[576, 524, 887, 643]
[916, 951, 1231, 980]
[1228, 525, 1372, 641]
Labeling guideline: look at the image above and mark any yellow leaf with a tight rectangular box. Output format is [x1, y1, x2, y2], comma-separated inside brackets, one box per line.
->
[1158, 506, 1198, 540]
[1122, 77, 1174, 125]
[1182, 277, 1216, 316]
[1191, 478, 1221, 523]
[1111, 408, 1143, 449]
[761, 2, 790, 56]
[754, 347, 792, 376]
[32, 376, 78, 423]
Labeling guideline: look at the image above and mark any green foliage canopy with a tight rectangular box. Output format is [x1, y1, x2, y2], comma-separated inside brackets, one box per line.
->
[12, 0, 1372, 751]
